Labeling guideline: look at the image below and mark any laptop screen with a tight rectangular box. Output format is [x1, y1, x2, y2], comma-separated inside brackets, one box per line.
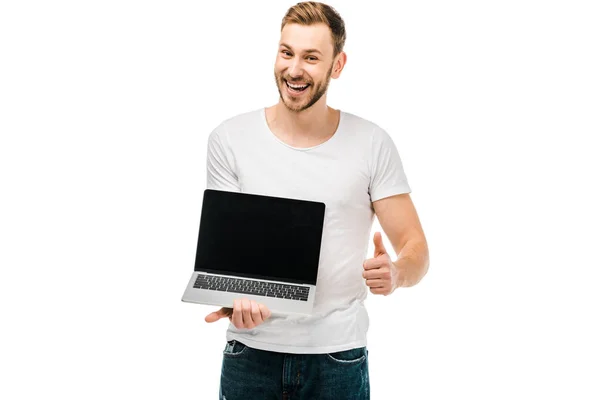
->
[194, 189, 325, 285]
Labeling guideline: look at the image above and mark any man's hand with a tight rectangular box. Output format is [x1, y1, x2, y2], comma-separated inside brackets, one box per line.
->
[204, 298, 272, 329]
[363, 232, 401, 296]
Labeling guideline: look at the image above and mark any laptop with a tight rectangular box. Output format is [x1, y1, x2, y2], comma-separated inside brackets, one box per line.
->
[181, 189, 326, 316]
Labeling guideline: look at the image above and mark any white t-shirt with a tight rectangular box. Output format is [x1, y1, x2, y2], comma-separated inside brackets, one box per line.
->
[205, 107, 411, 354]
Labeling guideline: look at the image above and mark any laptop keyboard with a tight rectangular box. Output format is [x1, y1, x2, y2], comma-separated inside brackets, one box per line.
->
[193, 275, 309, 301]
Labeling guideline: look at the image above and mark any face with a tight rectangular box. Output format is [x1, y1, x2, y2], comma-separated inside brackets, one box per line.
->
[274, 23, 342, 113]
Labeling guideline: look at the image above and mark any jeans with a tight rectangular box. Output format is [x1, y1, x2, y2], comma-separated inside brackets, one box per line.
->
[219, 339, 370, 400]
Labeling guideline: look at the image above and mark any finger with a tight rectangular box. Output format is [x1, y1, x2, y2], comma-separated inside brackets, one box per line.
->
[232, 299, 243, 328]
[259, 303, 272, 320]
[204, 312, 217, 323]
[370, 286, 388, 295]
[204, 307, 231, 323]
[363, 265, 391, 279]
[251, 300, 263, 325]
[363, 258, 385, 270]
[363, 269, 381, 279]
[373, 232, 387, 257]
[366, 278, 385, 288]
[204, 309, 221, 323]
[241, 299, 254, 328]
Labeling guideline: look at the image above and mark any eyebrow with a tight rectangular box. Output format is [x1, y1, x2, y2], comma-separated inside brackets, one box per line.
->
[279, 42, 323, 56]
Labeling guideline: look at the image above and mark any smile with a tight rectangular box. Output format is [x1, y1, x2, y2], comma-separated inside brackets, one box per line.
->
[285, 80, 310, 93]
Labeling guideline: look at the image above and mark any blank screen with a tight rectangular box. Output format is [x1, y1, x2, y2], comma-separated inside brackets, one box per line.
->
[194, 189, 325, 285]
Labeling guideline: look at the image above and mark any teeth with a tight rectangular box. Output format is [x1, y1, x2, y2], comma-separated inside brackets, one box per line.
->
[287, 81, 308, 89]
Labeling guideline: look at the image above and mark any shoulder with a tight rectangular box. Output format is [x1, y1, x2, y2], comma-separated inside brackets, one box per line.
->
[207, 108, 263, 148]
[340, 110, 376, 131]
[340, 110, 390, 144]
[216, 108, 262, 134]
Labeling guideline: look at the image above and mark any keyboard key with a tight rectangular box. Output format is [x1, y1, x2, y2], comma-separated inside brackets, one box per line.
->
[195, 275, 309, 301]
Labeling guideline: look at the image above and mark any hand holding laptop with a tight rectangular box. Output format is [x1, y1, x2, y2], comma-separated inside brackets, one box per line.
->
[205, 298, 272, 329]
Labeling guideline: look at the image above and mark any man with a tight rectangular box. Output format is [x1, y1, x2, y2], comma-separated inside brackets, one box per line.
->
[203, 2, 429, 399]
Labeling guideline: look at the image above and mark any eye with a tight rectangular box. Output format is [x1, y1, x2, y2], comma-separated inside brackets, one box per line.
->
[307, 56, 318, 61]
[281, 50, 292, 57]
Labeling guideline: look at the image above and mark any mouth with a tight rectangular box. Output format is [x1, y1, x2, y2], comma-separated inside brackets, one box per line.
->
[284, 80, 310, 95]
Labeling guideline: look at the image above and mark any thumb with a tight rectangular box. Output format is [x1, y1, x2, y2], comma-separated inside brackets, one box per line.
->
[205, 307, 231, 323]
[373, 231, 387, 257]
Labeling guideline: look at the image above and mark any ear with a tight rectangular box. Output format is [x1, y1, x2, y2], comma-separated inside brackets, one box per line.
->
[331, 52, 347, 79]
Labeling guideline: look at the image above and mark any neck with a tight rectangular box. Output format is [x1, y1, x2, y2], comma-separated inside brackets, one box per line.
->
[271, 101, 336, 138]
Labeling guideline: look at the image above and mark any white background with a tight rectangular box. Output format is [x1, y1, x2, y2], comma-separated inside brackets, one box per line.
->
[1, 0, 599, 398]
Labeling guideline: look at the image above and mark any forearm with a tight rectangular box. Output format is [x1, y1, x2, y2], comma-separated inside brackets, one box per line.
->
[393, 239, 430, 288]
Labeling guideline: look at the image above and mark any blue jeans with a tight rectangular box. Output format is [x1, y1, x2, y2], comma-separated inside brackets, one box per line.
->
[219, 339, 370, 400]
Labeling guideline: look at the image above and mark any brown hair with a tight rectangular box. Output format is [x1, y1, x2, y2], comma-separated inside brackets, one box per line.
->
[280, 2, 346, 58]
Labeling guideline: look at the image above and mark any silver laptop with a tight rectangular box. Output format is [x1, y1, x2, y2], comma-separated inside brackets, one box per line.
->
[182, 189, 326, 316]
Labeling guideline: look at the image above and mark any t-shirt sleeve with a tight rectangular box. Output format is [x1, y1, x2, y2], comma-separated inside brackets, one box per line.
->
[368, 126, 411, 202]
[206, 124, 241, 192]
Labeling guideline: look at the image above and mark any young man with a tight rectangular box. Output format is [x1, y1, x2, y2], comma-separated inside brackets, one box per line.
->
[204, 2, 429, 399]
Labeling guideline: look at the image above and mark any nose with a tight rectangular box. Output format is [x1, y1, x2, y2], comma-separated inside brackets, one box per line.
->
[288, 57, 304, 78]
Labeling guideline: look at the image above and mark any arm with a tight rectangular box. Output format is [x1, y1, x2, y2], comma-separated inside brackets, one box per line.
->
[372, 193, 429, 287]
[206, 126, 241, 192]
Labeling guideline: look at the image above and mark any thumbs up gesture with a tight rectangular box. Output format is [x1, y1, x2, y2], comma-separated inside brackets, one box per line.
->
[363, 232, 400, 296]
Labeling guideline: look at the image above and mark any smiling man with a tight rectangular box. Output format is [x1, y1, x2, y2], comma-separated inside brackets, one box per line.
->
[203, 2, 429, 399]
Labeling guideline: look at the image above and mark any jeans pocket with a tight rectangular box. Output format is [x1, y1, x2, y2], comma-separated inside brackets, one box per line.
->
[223, 340, 249, 357]
[325, 347, 367, 365]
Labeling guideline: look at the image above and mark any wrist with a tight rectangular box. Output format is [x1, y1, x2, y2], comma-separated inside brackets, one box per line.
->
[393, 258, 410, 288]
